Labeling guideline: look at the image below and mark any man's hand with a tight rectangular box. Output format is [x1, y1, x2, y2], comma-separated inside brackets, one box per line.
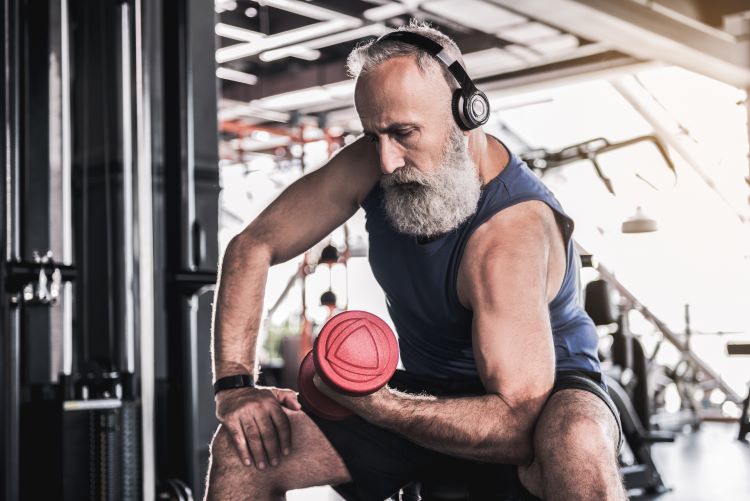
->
[215, 386, 302, 469]
[312, 374, 390, 417]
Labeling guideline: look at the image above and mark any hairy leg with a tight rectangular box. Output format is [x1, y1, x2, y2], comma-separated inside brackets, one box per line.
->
[517, 389, 627, 500]
[204, 408, 352, 501]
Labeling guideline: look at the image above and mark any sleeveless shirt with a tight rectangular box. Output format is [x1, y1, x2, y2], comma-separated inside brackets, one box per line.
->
[361, 141, 601, 379]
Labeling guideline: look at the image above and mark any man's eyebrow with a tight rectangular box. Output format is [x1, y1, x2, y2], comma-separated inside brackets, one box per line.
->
[363, 122, 419, 135]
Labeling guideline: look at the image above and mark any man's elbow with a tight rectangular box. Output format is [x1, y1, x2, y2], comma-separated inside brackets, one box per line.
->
[484, 391, 550, 465]
[225, 230, 272, 265]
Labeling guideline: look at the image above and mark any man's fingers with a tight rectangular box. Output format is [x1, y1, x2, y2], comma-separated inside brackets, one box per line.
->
[228, 421, 253, 467]
[275, 389, 302, 410]
[269, 405, 293, 456]
[255, 414, 282, 467]
[242, 418, 268, 470]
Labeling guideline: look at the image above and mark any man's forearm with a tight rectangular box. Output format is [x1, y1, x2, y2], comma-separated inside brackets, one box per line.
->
[211, 233, 271, 382]
[361, 388, 538, 465]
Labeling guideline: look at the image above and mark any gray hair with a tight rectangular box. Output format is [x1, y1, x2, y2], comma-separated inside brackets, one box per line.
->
[346, 20, 464, 92]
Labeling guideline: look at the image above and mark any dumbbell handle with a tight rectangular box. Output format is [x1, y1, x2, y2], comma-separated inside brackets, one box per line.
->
[298, 350, 352, 420]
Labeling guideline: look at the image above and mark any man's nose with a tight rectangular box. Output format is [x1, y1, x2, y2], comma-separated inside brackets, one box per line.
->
[378, 137, 405, 175]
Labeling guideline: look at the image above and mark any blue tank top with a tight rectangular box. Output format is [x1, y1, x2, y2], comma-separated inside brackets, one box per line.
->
[361, 142, 601, 379]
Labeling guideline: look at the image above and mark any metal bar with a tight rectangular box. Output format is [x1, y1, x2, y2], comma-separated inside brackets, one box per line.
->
[611, 76, 748, 222]
[183, 0, 196, 271]
[6, 3, 19, 263]
[60, 0, 73, 377]
[63, 399, 123, 411]
[135, 0, 156, 496]
[163, 0, 200, 490]
[746, 86, 750, 214]
[120, 0, 136, 377]
[168, 270, 217, 292]
[479, 52, 654, 100]
[1, 0, 21, 497]
[4, 261, 76, 292]
[727, 343, 750, 356]
[576, 243, 744, 403]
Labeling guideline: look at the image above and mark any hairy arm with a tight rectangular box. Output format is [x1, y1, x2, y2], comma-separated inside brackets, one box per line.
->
[316, 201, 562, 465]
[211, 137, 380, 381]
[211, 138, 382, 467]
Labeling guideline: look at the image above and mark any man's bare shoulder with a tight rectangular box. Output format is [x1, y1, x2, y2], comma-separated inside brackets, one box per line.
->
[457, 200, 563, 307]
[469, 200, 557, 255]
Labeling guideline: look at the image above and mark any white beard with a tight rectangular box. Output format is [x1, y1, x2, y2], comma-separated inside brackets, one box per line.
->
[381, 126, 481, 238]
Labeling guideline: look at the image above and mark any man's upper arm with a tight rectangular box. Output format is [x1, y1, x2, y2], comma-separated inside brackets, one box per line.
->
[239, 136, 380, 265]
[458, 201, 559, 415]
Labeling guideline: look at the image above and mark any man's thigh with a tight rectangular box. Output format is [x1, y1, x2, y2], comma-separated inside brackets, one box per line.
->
[519, 373, 624, 500]
[300, 394, 444, 501]
[207, 408, 352, 500]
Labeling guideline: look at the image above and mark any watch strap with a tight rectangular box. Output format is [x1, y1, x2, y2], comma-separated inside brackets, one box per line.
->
[214, 374, 255, 395]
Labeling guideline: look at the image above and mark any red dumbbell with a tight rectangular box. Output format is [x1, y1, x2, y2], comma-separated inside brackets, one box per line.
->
[298, 310, 399, 420]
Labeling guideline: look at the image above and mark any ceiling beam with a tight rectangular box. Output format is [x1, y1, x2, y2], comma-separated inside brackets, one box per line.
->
[479, 50, 652, 97]
[489, 0, 750, 87]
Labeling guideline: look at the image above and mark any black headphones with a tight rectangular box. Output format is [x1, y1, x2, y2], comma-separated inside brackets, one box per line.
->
[373, 31, 490, 131]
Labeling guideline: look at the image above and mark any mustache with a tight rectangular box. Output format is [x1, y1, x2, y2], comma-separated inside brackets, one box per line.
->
[380, 166, 431, 188]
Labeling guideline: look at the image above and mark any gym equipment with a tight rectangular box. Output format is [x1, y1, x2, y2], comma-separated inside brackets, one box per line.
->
[320, 289, 337, 307]
[584, 278, 674, 495]
[298, 310, 399, 420]
[521, 134, 676, 197]
[726, 342, 750, 441]
[19, 365, 141, 501]
[298, 352, 352, 420]
[373, 31, 490, 131]
[579, 246, 743, 407]
[319, 244, 340, 264]
[157, 478, 194, 501]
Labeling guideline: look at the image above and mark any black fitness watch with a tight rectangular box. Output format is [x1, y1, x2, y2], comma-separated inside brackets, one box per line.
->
[213, 374, 255, 396]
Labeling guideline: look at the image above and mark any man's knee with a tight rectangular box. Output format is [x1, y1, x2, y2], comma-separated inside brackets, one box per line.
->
[207, 425, 281, 495]
[528, 411, 625, 500]
[535, 391, 619, 460]
[547, 414, 616, 458]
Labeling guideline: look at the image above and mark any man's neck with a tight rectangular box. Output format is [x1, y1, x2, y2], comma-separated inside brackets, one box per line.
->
[468, 130, 510, 185]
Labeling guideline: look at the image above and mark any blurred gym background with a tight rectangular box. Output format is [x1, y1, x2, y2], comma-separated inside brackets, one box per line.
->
[1, 0, 749, 500]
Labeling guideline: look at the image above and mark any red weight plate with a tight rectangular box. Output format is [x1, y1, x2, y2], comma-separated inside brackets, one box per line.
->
[314, 310, 399, 396]
[297, 350, 352, 421]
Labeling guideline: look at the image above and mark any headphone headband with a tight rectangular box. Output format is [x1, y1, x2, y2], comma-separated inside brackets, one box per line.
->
[374, 31, 476, 94]
[372, 31, 490, 130]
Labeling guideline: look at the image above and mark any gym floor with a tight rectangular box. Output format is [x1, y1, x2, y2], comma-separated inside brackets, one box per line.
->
[288, 422, 750, 500]
[632, 422, 750, 501]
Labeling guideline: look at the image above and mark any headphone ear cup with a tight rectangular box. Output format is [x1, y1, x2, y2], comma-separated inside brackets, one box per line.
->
[451, 89, 471, 131]
[470, 90, 490, 128]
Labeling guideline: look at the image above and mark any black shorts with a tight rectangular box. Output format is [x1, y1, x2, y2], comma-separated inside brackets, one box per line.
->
[300, 369, 623, 501]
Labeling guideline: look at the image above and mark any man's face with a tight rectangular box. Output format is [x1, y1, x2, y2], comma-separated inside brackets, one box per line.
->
[355, 56, 482, 238]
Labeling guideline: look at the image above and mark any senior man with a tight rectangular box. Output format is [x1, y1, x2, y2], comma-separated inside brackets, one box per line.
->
[205, 22, 626, 501]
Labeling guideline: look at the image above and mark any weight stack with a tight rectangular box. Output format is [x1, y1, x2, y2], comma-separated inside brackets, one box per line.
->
[79, 399, 141, 501]
[120, 400, 141, 501]
[86, 406, 121, 501]
[21, 391, 141, 501]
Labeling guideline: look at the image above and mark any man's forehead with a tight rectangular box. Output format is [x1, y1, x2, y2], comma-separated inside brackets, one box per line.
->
[354, 61, 448, 127]
[355, 57, 437, 94]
